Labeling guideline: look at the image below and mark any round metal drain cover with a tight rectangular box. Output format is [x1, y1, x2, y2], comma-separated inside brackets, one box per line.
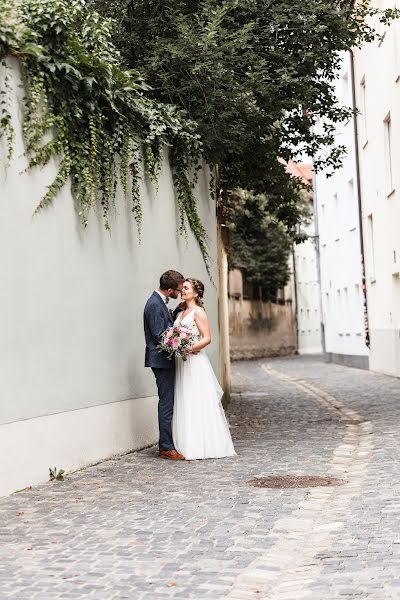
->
[247, 475, 345, 489]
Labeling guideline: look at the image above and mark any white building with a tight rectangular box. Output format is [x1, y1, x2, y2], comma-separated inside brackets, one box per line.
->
[286, 162, 322, 355]
[353, 2, 400, 377]
[313, 53, 370, 369]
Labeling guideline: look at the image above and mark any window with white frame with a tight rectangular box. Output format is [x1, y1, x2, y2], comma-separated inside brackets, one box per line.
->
[337, 289, 343, 336]
[347, 178, 355, 228]
[342, 71, 350, 108]
[375, 0, 386, 43]
[394, 1, 400, 80]
[367, 214, 376, 281]
[359, 76, 368, 146]
[383, 112, 394, 195]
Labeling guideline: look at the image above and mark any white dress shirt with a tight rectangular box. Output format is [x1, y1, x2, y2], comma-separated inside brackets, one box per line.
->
[155, 290, 169, 304]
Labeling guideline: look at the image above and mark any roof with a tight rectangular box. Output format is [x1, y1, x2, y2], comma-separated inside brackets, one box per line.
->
[281, 159, 313, 186]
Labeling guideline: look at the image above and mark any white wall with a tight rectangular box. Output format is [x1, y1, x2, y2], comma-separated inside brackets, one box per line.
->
[314, 52, 370, 368]
[353, 1, 400, 376]
[0, 59, 219, 496]
[294, 198, 323, 355]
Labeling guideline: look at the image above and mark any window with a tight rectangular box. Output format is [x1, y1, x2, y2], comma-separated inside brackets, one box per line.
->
[392, 274, 400, 329]
[348, 178, 354, 201]
[337, 289, 343, 335]
[344, 287, 349, 334]
[342, 72, 350, 108]
[320, 202, 326, 230]
[393, 1, 400, 80]
[384, 112, 395, 195]
[355, 284, 362, 337]
[375, 0, 386, 43]
[360, 76, 368, 146]
[367, 214, 376, 281]
[348, 179, 355, 228]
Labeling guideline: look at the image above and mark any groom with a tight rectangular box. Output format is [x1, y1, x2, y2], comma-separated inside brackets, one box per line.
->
[144, 270, 185, 460]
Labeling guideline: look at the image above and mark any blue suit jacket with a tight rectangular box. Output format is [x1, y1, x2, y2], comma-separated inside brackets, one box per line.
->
[144, 291, 178, 369]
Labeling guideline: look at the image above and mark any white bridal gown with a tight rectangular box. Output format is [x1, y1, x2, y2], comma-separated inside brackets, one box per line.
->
[172, 308, 236, 460]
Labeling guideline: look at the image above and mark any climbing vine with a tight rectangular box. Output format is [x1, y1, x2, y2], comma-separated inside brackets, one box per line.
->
[0, 0, 209, 269]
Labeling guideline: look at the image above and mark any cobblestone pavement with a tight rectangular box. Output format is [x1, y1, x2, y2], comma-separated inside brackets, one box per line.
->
[1, 356, 400, 599]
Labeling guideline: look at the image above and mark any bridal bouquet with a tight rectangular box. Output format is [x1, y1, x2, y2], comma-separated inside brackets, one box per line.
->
[158, 325, 194, 361]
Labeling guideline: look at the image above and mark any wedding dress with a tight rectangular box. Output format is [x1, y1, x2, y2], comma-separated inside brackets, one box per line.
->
[172, 308, 236, 460]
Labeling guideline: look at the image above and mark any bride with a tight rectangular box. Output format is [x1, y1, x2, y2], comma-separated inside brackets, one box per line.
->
[172, 278, 236, 460]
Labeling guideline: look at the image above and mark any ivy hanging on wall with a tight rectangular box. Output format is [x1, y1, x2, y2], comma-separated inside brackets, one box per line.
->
[0, 0, 209, 270]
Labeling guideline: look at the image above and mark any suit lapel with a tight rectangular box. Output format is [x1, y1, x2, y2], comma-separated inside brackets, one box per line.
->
[152, 291, 173, 324]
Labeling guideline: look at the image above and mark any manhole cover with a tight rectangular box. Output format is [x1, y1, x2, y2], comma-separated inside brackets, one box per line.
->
[247, 475, 345, 489]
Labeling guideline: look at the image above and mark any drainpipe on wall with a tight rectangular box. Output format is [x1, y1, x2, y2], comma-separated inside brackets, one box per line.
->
[349, 48, 370, 349]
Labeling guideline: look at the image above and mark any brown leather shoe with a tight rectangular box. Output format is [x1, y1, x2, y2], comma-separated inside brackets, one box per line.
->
[159, 449, 184, 460]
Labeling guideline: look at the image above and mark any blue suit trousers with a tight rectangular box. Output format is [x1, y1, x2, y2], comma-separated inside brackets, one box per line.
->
[152, 367, 175, 451]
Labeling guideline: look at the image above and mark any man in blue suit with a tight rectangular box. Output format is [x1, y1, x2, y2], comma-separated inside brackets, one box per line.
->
[144, 270, 185, 460]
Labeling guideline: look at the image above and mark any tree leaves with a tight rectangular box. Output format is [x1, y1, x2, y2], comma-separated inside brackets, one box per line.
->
[0, 0, 209, 270]
[93, 0, 399, 232]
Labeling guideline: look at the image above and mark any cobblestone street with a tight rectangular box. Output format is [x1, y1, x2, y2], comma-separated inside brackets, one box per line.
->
[1, 356, 400, 599]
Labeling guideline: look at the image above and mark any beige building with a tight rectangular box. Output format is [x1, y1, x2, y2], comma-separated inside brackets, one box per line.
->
[228, 269, 296, 360]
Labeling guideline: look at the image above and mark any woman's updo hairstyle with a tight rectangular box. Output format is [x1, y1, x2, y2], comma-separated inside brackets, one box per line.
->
[186, 278, 205, 308]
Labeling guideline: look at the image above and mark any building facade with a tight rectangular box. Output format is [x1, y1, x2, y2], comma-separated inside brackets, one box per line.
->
[287, 163, 323, 355]
[314, 52, 370, 369]
[314, 1, 400, 376]
[353, 2, 400, 377]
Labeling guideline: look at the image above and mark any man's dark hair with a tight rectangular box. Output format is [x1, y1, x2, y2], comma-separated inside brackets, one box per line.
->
[160, 270, 185, 290]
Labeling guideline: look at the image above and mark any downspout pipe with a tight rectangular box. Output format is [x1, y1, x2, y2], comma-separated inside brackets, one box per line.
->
[349, 48, 370, 348]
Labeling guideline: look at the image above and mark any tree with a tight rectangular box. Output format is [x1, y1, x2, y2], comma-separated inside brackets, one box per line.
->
[226, 189, 310, 300]
[91, 0, 396, 233]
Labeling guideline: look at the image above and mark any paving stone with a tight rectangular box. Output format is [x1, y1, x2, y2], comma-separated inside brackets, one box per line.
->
[0, 356, 400, 598]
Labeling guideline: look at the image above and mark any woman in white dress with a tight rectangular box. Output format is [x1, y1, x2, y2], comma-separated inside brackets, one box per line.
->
[172, 278, 236, 460]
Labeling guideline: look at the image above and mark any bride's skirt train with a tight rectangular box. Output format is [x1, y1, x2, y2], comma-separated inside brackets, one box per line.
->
[172, 352, 236, 460]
